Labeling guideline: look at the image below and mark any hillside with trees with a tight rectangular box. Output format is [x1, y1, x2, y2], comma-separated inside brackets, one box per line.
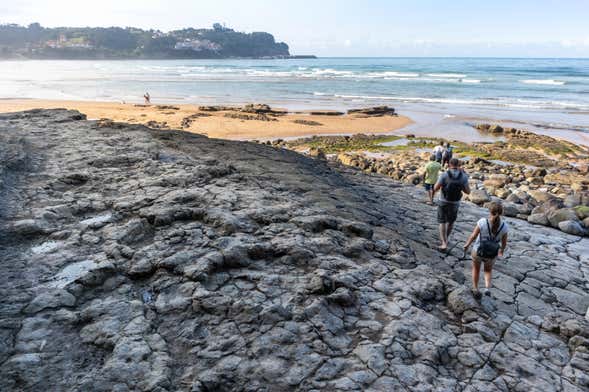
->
[0, 23, 295, 59]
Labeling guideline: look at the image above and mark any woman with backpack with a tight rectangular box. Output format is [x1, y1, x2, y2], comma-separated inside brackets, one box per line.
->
[463, 201, 509, 299]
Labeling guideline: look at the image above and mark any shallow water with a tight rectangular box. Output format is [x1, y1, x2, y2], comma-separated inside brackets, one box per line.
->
[1, 57, 588, 144]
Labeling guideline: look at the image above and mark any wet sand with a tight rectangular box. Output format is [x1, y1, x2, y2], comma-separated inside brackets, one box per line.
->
[0, 99, 412, 140]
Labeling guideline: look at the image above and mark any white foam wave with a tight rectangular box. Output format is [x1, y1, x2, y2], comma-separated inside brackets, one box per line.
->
[520, 79, 566, 86]
[462, 79, 481, 84]
[427, 73, 467, 78]
[323, 93, 589, 110]
[372, 71, 419, 78]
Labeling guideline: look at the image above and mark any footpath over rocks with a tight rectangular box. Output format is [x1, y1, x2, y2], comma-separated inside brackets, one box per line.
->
[0, 109, 588, 391]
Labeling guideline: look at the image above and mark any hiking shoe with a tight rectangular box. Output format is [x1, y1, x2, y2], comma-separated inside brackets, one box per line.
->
[472, 289, 482, 300]
[482, 288, 491, 297]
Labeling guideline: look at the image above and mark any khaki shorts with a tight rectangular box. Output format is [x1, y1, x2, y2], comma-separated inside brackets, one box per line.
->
[471, 250, 495, 267]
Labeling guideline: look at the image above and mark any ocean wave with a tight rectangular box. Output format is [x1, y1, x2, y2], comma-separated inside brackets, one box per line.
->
[321, 93, 589, 110]
[371, 71, 419, 78]
[462, 79, 481, 84]
[520, 79, 566, 86]
[427, 73, 467, 78]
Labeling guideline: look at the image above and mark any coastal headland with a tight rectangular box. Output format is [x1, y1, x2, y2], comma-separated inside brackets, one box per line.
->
[0, 109, 588, 390]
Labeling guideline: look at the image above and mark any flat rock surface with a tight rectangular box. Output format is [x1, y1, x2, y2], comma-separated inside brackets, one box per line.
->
[0, 109, 588, 391]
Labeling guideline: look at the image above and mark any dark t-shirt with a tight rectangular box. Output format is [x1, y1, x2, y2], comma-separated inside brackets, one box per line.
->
[436, 169, 469, 204]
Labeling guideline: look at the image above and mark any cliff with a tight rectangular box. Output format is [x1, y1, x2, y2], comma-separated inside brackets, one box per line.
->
[0, 110, 588, 391]
[0, 23, 293, 59]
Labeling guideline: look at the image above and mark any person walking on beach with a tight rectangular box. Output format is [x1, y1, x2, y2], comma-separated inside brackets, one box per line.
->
[433, 141, 445, 163]
[463, 202, 509, 299]
[144, 92, 151, 105]
[442, 142, 453, 168]
[433, 158, 470, 251]
[422, 154, 442, 205]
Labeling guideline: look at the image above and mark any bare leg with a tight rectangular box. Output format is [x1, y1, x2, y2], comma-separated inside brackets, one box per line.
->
[472, 259, 481, 290]
[445, 222, 454, 246]
[428, 190, 434, 204]
[483, 261, 494, 288]
[439, 223, 447, 249]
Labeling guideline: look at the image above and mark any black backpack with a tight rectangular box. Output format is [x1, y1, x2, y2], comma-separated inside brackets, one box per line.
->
[442, 170, 464, 202]
[443, 148, 453, 161]
[477, 219, 505, 258]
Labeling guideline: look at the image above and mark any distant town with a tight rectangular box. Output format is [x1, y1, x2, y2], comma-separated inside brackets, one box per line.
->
[0, 23, 315, 59]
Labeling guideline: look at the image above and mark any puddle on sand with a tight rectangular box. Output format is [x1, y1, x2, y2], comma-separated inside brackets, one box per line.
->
[47, 260, 99, 289]
[379, 138, 410, 147]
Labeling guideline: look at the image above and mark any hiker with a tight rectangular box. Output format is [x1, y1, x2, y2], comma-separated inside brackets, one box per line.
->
[463, 201, 509, 299]
[422, 154, 442, 205]
[442, 142, 453, 168]
[433, 141, 445, 163]
[144, 92, 151, 105]
[433, 158, 470, 251]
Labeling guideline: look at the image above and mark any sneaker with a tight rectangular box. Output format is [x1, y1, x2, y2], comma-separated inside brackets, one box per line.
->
[482, 288, 491, 297]
[471, 289, 482, 300]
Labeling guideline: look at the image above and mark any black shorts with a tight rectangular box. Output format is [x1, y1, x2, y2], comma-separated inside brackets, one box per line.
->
[437, 203, 460, 224]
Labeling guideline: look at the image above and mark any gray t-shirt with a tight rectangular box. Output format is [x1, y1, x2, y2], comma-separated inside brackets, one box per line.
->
[473, 218, 509, 252]
[436, 169, 469, 204]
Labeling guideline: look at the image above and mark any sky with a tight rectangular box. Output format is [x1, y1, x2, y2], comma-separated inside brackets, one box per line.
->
[2, 0, 589, 57]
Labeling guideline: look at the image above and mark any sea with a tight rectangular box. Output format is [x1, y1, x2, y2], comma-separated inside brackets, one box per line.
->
[1, 57, 588, 144]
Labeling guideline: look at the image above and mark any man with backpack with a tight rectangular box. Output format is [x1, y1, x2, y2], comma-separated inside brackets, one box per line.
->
[442, 142, 453, 168]
[433, 158, 470, 251]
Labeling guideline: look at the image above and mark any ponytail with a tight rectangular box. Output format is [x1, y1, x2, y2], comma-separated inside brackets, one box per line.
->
[488, 201, 503, 235]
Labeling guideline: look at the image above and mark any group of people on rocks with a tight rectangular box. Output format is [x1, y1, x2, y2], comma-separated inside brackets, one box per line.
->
[422, 152, 509, 300]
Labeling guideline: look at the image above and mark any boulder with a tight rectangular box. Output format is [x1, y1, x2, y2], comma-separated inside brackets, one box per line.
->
[528, 190, 556, 204]
[528, 213, 549, 226]
[405, 173, 421, 185]
[308, 148, 327, 160]
[347, 106, 396, 117]
[558, 220, 586, 236]
[564, 194, 582, 208]
[447, 287, 479, 314]
[484, 174, 509, 188]
[489, 125, 504, 133]
[547, 208, 579, 228]
[536, 198, 565, 214]
[574, 205, 589, 220]
[501, 202, 520, 218]
[468, 189, 491, 205]
[494, 188, 511, 199]
[506, 193, 523, 204]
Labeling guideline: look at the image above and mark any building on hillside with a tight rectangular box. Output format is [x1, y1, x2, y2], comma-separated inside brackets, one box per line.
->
[174, 39, 221, 52]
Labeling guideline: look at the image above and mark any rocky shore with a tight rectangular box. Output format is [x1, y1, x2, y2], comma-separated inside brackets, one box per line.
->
[1, 110, 588, 391]
[286, 130, 589, 238]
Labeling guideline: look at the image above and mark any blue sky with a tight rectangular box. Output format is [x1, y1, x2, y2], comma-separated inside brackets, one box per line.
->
[3, 0, 589, 57]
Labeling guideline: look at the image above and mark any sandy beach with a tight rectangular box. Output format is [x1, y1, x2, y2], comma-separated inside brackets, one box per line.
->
[0, 99, 412, 140]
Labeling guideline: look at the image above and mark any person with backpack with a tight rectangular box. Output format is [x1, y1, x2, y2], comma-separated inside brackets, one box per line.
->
[442, 142, 453, 168]
[433, 158, 470, 251]
[422, 154, 442, 205]
[433, 141, 445, 163]
[463, 202, 509, 299]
